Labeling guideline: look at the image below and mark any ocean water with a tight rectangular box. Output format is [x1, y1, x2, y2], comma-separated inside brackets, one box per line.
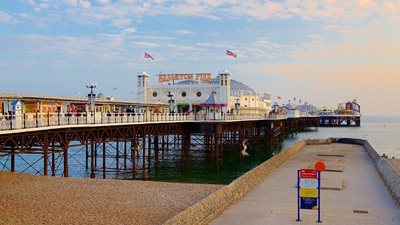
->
[282, 116, 400, 158]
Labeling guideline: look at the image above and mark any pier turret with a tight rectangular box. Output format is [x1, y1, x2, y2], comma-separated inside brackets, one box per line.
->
[137, 71, 149, 101]
[218, 69, 231, 110]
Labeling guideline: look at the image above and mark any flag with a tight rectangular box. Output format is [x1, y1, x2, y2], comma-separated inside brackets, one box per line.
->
[144, 52, 154, 60]
[226, 49, 237, 58]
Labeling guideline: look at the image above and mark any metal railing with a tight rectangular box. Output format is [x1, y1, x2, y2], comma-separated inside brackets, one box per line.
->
[0, 112, 285, 131]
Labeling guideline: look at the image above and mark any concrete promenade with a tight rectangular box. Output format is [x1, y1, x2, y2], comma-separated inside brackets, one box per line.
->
[211, 143, 400, 225]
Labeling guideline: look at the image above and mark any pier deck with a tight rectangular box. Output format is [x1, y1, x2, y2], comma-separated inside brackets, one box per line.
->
[211, 143, 400, 225]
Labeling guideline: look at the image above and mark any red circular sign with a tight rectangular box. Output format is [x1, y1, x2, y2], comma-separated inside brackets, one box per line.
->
[314, 161, 326, 172]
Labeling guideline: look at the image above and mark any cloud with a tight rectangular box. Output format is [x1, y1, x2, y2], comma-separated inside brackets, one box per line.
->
[96, 0, 112, 5]
[122, 27, 136, 34]
[0, 11, 13, 23]
[131, 41, 160, 47]
[384, 2, 398, 14]
[176, 29, 196, 35]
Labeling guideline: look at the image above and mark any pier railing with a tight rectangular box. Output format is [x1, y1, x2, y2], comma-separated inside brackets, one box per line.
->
[0, 112, 285, 131]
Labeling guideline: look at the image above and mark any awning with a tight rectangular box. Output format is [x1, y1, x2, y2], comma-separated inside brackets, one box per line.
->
[177, 102, 190, 106]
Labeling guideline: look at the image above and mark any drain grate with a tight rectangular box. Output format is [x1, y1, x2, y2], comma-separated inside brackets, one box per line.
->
[353, 209, 369, 214]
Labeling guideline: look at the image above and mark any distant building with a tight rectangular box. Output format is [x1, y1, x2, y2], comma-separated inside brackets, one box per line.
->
[137, 69, 272, 115]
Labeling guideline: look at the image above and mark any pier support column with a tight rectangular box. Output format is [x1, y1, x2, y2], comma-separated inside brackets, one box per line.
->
[43, 133, 48, 176]
[154, 135, 159, 174]
[90, 141, 95, 178]
[11, 146, 15, 172]
[51, 142, 55, 176]
[142, 135, 146, 181]
[102, 141, 106, 179]
[181, 132, 191, 170]
[63, 145, 69, 177]
[116, 141, 119, 171]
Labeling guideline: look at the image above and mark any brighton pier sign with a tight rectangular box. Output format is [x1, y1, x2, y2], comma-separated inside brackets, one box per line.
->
[158, 73, 212, 83]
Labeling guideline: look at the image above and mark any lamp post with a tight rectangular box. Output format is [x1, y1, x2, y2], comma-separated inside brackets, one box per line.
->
[305, 101, 308, 116]
[235, 97, 240, 114]
[167, 91, 175, 113]
[86, 83, 97, 112]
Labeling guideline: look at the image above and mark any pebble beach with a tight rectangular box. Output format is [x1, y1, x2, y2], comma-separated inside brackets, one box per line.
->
[0, 172, 222, 225]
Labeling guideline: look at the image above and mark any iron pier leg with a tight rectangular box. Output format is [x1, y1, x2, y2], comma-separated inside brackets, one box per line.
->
[90, 141, 95, 178]
[63, 146, 68, 177]
[142, 135, 146, 180]
[11, 146, 15, 172]
[102, 141, 106, 179]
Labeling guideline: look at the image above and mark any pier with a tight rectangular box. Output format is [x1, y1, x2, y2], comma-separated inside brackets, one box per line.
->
[0, 114, 320, 179]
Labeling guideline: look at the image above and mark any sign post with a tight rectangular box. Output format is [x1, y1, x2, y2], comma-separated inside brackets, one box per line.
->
[297, 169, 321, 223]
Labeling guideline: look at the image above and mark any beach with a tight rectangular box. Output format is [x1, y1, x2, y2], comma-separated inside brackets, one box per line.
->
[0, 172, 222, 225]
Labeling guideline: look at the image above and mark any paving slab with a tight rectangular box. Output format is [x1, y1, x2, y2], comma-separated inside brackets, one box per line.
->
[211, 143, 400, 225]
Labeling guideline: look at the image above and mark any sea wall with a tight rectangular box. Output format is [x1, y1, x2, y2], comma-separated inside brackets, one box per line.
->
[377, 159, 400, 204]
[337, 138, 400, 205]
[164, 139, 333, 225]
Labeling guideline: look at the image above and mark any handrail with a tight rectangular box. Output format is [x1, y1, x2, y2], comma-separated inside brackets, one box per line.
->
[0, 112, 287, 131]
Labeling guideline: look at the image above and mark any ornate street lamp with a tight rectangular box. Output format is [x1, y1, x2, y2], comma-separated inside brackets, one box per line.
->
[86, 83, 97, 112]
[235, 97, 240, 114]
[167, 91, 175, 113]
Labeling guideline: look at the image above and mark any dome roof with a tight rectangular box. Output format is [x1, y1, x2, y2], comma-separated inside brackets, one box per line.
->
[228, 79, 257, 96]
[175, 78, 257, 96]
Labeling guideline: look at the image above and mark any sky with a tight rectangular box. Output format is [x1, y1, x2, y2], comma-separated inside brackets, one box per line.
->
[0, 0, 399, 116]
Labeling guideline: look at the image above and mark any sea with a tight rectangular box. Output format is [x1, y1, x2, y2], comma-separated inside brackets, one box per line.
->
[282, 116, 400, 159]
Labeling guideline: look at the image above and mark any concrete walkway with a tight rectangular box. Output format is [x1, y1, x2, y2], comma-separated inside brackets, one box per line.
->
[211, 143, 400, 225]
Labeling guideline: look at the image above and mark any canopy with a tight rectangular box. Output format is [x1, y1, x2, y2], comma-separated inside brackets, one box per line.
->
[177, 102, 190, 106]
[200, 92, 226, 107]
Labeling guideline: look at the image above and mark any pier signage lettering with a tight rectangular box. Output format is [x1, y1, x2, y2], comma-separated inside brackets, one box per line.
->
[158, 73, 212, 83]
[300, 169, 317, 179]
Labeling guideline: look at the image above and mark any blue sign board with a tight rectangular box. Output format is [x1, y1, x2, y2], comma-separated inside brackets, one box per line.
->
[300, 197, 318, 210]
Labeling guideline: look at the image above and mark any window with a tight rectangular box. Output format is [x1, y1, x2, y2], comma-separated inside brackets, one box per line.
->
[252, 98, 254, 101]
[181, 92, 187, 97]
[245, 98, 247, 101]
[196, 91, 202, 97]
[152, 92, 158, 97]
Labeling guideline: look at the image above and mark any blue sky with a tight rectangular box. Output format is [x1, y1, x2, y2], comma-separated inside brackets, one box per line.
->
[1, 0, 399, 115]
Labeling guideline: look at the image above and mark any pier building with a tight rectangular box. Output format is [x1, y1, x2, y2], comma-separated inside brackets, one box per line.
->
[0, 93, 167, 116]
[137, 69, 272, 115]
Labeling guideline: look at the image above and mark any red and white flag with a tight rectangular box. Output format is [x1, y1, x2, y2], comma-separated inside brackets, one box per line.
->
[226, 49, 237, 58]
[144, 52, 154, 60]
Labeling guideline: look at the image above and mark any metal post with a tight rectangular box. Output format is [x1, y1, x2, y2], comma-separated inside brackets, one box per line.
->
[317, 171, 322, 223]
[63, 146, 68, 177]
[90, 141, 95, 178]
[51, 141, 55, 176]
[102, 141, 106, 179]
[124, 140, 127, 170]
[11, 146, 15, 172]
[85, 140, 88, 169]
[43, 133, 48, 176]
[142, 135, 146, 180]
[116, 141, 119, 171]
[297, 169, 301, 222]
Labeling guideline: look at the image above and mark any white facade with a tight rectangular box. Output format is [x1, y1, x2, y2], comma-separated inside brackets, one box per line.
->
[137, 70, 272, 115]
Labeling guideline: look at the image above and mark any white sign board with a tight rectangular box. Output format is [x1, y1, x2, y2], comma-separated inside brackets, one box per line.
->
[299, 179, 318, 189]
